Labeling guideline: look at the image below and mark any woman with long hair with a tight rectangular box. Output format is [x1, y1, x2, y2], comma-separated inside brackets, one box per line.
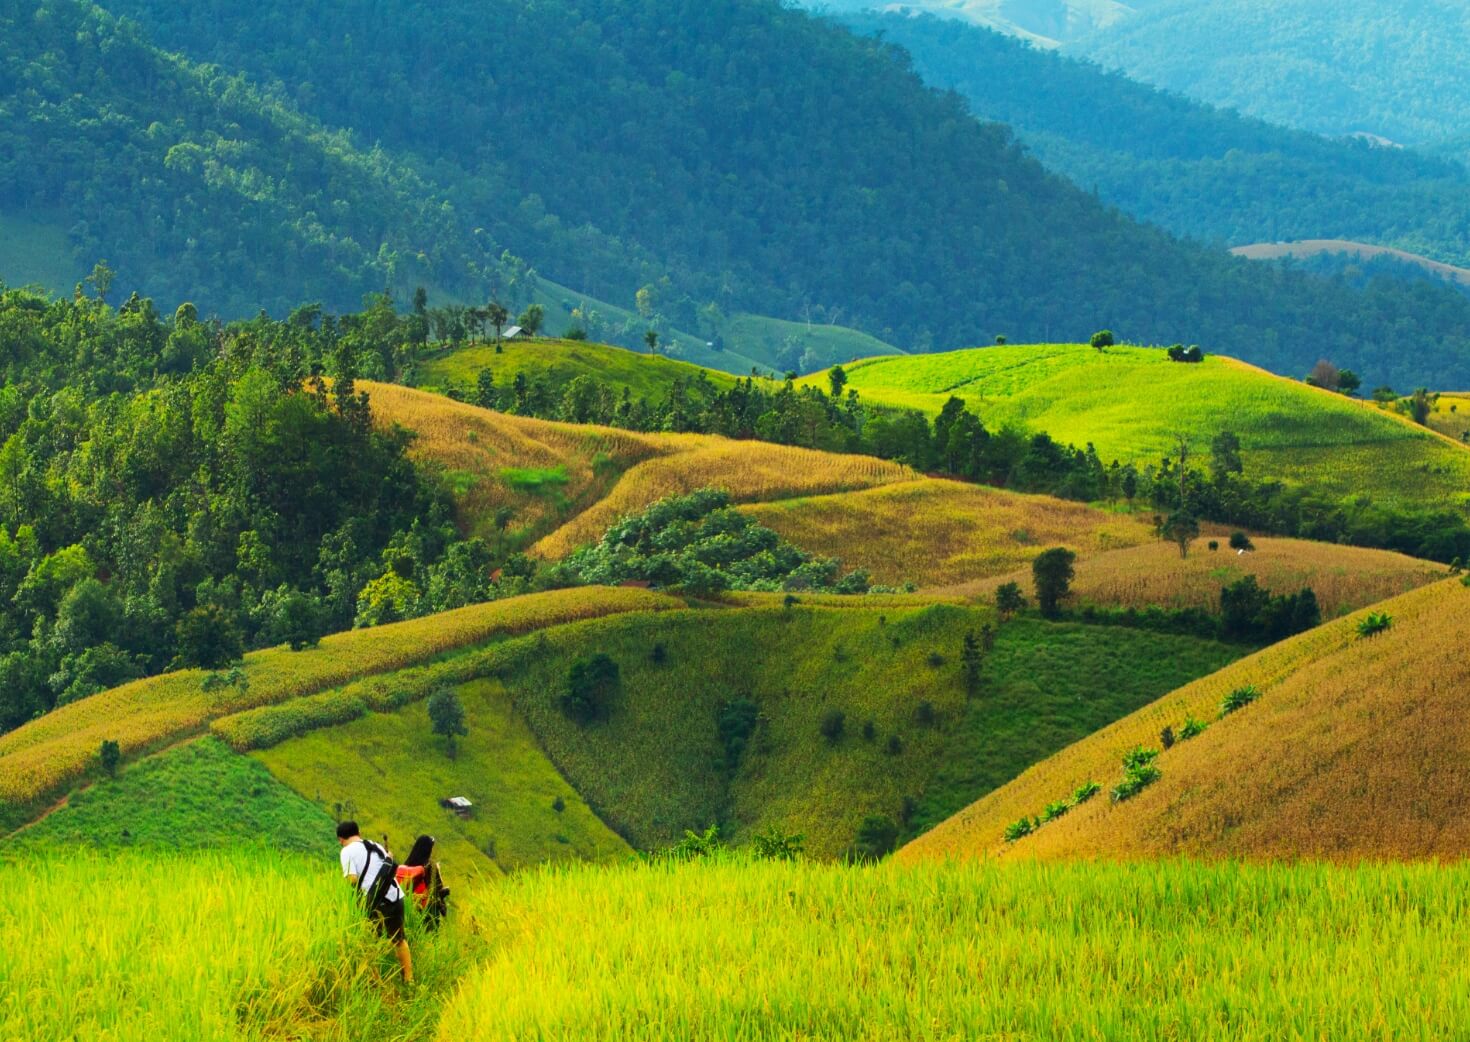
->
[394, 834, 450, 930]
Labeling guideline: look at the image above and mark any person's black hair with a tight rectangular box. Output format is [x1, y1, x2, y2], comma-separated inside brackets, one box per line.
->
[405, 834, 435, 867]
[336, 820, 359, 840]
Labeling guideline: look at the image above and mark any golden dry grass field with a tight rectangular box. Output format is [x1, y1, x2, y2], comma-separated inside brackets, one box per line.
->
[531, 441, 913, 559]
[743, 478, 1154, 587]
[945, 536, 1447, 617]
[0, 587, 677, 826]
[365, 382, 913, 558]
[901, 577, 1470, 863]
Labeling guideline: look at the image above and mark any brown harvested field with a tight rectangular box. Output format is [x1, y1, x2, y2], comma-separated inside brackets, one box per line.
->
[366, 382, 913, 557]
[743, 479, 1154, 587]
[531, 444, 913, 559]
[946, 537, 1446, 618]
[900, 577, 1470, 863]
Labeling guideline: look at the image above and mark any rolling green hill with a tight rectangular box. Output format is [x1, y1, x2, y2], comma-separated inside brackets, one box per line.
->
[415, 339, 745, 402]
[819, 343, 1470, 506]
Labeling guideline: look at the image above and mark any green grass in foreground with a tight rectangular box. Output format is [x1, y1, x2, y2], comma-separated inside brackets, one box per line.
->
[908, 618, 1244, 837]
[15, 851, 1470, 1041]
[444, 857, 1470, 1040]
[5, 737, 333, 852]
[0, 850, 473, 1042]
[820, 343, 1470, 506]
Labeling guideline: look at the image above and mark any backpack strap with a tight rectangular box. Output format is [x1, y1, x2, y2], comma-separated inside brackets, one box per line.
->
[358, 839, 388, 905]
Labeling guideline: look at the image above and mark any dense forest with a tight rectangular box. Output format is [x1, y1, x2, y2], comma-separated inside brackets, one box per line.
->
[1077, 0, 1470, 151]
[843, 13, 1470, 268]
[0, 284, 508, 734]
[16, 0, 1470, 387]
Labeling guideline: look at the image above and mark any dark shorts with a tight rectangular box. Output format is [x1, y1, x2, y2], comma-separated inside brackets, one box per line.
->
[369, 898, 406, 944]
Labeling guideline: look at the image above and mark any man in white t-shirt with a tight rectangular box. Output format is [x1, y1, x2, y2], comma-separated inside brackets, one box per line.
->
[337, 820, 413, 983]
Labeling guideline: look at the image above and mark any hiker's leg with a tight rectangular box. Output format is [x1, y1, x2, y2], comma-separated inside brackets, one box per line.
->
[395, 940, 414, 983]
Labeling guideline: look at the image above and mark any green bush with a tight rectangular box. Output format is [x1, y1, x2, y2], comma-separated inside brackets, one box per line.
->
[1111, 747, 1162, 803]
[1004, 816, 1036, 842]
[563, 653, 621, 724]
[853, 815, 900, 860]
[1071, 780, 1102, 805]
[1178, 717, 1208, 741]
[1041, 800, 1071, 823]
[1357, 611, 1393, 638]
[1220, 685, 1262, 717]
[819, 709, 846, 744]
[716, 698, 760, 772]
[750, 825, 806, 862]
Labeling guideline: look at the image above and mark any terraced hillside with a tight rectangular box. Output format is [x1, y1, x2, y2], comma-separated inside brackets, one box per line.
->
[903, 577, 1470, 862]
[819, 344, 1470, 505]
[0, 587, 676, 832]
[365, 382, 914, 557]
[945, 536, 1447, 618]
[744, 479, 1154, 587]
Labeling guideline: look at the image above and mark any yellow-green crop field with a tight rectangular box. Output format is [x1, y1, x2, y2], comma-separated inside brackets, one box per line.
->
[814, 344, 1470, 505]
[13, 850, 1470, 1041]
[947, 535, 1447, 618]
[415, 337, 743, 400]
[0, 587, 677, 827]
[744, 478, 1154, 586]
[906, 577, 1470, 864]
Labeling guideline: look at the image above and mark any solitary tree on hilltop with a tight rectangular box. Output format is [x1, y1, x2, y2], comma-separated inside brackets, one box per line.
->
[1090, 330, 1114, 351]
[644, 329, 659, 355]
[1032, 547, 1077, 619]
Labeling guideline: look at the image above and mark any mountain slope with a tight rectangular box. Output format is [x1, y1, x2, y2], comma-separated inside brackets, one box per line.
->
[1077, 0, 1470, 151]
[902, 577, 1470, 861]
[84, 0, 1470, 386]
[840, 12, 1470, 270]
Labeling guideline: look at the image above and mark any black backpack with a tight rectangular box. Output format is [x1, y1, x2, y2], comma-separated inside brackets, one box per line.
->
[357, 839, 402, 909]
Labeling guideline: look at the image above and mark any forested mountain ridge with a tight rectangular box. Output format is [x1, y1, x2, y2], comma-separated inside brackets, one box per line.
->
[841, 12, 1470, 270]
[46, 0, 1470, 388]
[1076, 0, 1470, 152]
[0, 0, 519, 314]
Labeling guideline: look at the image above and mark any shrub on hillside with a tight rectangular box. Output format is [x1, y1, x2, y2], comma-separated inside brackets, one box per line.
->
[819, 709, 846, 744]
[1004, 816, 1036, 842]
[717, 698, 760, 772]
[751, 825, 806, 862]
[1178, 717, 1208, 741]
[853, 815, 900, 861]
[98, 739, 120, 778]
[563, 654, 621, 724]
[1072, 781, 1102, 805]
[662, 824, 724, 862]
[1220, 685, 1262, 717]
[1357, 611, 1393, 638]
[1111, 747, 1161, 803]
[1041, 800, 1071, 823]
[428, 687, 468, 757]
[995, 582, 1027, 618]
